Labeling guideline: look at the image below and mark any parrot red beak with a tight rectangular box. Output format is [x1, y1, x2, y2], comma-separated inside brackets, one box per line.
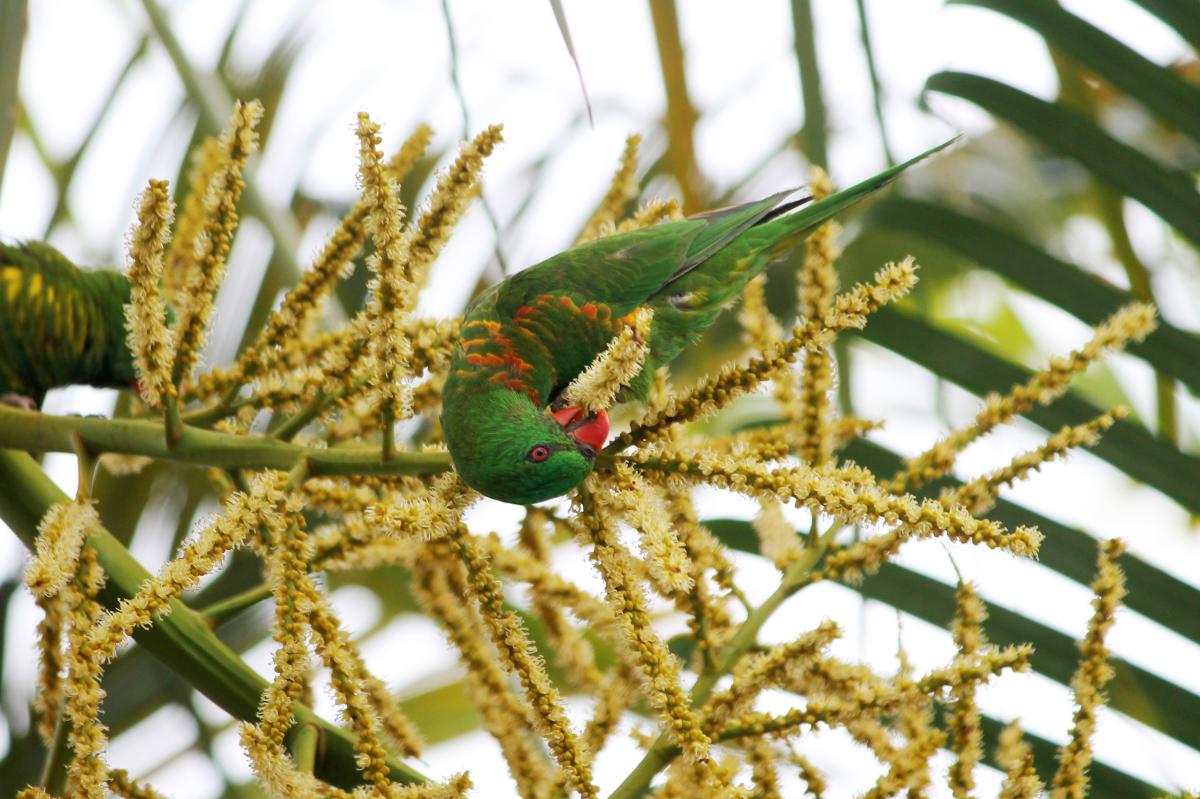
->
[550, 406, 609, 456]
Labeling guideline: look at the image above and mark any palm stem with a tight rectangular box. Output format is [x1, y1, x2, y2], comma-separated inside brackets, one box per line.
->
[0, 0, 27, 198]
[381, 405, 396, 461]
[197, 583, 273, 626]
[273, 392, 329, 441]
[39, 708, 71, 796]
[182, 384, 243, 427]
[0, 406, 450, 477]
[164, 394, 184, 448]
[292, 723, 321, 774]
[1049, 48, 1176, 444]
[648, 0, 707, 213]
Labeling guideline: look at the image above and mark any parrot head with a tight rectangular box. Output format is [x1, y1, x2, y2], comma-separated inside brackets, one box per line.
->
[442, 387, 609, 504]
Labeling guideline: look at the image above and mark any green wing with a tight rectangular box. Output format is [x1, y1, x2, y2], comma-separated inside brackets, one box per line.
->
[455, 138, 959, 405]
[492, 190, 798, 320]
[491, 136, 959, 320]
[451, 193, 797, 404]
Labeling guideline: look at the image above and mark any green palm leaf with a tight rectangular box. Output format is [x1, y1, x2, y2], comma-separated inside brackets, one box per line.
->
[1129, 0, 1200, 51]
[925, 71, 1200, 250]
[866, 197, 1200, 395]
[953, 0, 1200, 142]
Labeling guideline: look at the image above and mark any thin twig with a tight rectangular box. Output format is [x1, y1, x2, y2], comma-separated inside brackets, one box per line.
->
[0, 406, 450, 478]
[440, 0, 509, 278]
[855, 0, 895, 166]
[607, 537, 834, 799]
[548, 0, 595, 126]
[790, 0, 828, 168]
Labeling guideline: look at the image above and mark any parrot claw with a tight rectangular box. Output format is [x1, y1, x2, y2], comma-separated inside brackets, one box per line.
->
[1, 394, 38, 411]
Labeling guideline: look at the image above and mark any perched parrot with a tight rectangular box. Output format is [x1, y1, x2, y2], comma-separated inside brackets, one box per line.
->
[441, 142, 952, 504]
[0, 241, 140, 408]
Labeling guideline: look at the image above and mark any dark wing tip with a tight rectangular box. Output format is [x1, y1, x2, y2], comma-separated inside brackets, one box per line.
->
[755, 191, 813, 226]
[686, 186, 807, 222]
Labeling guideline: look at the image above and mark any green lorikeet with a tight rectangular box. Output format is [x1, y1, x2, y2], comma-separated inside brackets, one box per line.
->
[442, 142, 952, 504]
[0, 241, 140, 408]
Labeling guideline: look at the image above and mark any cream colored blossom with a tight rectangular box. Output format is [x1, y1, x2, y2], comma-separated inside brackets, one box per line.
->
[607, 462, 693, 595]
[355, 111, 416, 425]
[998, 720, 1044, 799]
[1052, 538, 1127, 799]
[618, 259, 917, 447]
[563, 307, 654, 413]
[615, 197, 682, 233]
[172, 100, 263, 386]
[411, 548, 558, 799]
[890, 303, 1156, 492]
[406, 125, 503, 287]
[25, 499, 98, 598]
[573, 484, 722, 784]
[449, 524, 598, 798]
[751, 499, 806, 571]
[124, 178, 177, 408]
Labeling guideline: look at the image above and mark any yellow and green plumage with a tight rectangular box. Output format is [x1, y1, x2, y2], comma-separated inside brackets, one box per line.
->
[442, 141, 953, 504]
[0, 241, 138, 407]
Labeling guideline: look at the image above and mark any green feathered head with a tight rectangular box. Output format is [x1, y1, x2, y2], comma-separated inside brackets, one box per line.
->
[441, 386, 606, 505]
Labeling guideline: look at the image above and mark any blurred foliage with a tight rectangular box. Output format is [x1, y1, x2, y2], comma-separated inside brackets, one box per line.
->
[1, 0, 1198, 797]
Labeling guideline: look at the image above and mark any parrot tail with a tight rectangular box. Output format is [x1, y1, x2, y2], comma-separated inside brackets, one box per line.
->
[758, 135, 962, 258]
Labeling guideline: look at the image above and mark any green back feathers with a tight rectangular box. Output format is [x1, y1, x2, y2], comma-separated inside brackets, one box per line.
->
[0, 241, 137, 404]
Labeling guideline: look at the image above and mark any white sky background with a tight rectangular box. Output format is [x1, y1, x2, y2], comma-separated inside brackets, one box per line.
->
[1, 0, 1199, 796]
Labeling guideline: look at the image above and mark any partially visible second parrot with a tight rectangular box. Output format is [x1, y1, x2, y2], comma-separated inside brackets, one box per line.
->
[0, 241, 139, 408]
[442, 142, 952, 504]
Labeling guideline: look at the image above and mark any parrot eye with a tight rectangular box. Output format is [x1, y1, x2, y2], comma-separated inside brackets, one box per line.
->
[527, 445, 552, 463]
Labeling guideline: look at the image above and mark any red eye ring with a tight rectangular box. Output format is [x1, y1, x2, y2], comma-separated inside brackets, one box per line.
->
[528, 445, 551, 463]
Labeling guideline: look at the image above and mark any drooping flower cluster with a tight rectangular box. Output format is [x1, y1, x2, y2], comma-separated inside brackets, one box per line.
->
[15, 105, 1153, 799]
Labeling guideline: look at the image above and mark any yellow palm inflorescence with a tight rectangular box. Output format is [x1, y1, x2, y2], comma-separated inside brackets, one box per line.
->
[12, 112, 1150, 799]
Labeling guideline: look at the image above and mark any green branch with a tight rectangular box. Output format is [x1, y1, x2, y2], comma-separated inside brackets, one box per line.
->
[0, 448, 429, 790]
[0, 406, 451, 477]
[197, 583, 273, 626]
[40, 709, 71, 795]
[273, 391, 332, 441]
